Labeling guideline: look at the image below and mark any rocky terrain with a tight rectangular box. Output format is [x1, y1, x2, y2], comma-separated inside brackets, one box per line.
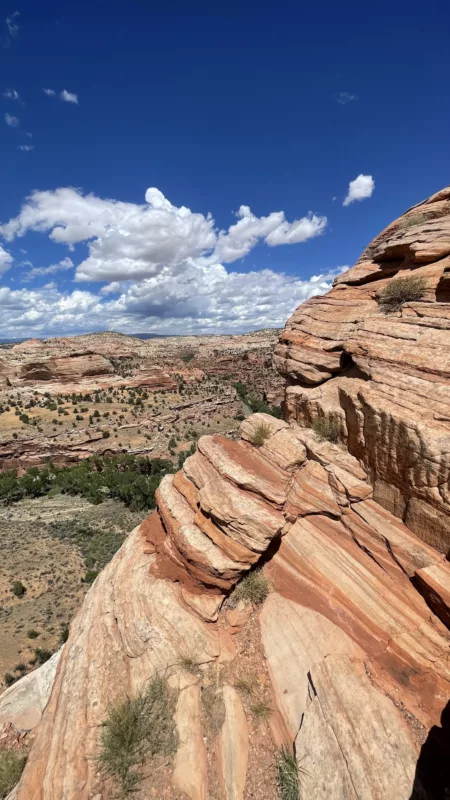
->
[1, 188, 450, 799]
[0, 329, 283, 471]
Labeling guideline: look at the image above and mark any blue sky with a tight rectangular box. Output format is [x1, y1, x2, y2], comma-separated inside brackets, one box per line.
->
[0, 0, 449, 337]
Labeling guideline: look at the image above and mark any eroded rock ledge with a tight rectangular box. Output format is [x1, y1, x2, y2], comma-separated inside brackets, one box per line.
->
[274, 186, 450, 553]
[12, 412, 450, 799]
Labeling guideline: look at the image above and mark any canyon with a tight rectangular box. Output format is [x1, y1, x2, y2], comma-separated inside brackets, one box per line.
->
[1, 187, 450, 799]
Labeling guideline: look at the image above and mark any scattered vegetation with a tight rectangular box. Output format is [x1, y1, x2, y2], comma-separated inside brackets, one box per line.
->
[0, 749, 27, 799]
[378, 275, 427, 312]
[180, 351, 195, 363]
[201, 685, 226, 735]
[249, 421, 272, 447]
[0, 454, 174, 511]
[234, 381, 282, 418]
[276, 747, 301, 800]
[230, 568, 270, 607]
[96, 675, 177, 797]
[234, 676, 257, 697]
[30, 648, 52, 666]
[48, 520, 125, 577]
[312, 414, 341, 443]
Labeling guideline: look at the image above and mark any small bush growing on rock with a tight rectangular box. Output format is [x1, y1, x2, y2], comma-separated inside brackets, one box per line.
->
[230, 568, 269, 606]
[276, 747, 301, 800]
[0, 748, 27, 798]
[30, 648, 52, 666]
[312, 414, 341, 443]
[378, 275, 426, 312]
[97, 675, 177, 797]
[12, 580, 26, 598]
[250, 422, 272, 447]
[399, 213, 428, 228]
[250, 700, 272, 721]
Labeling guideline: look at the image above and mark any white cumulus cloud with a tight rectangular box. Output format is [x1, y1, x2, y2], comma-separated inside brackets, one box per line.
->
[43, 88, 56, 96]
[18, 144, 34, 151]
[4, 112, 19, 127]
[343, 174, 374, 206]
[0, 186, 335, 336]
[59, 89, 78, 104]
[0, 186, 327, 283]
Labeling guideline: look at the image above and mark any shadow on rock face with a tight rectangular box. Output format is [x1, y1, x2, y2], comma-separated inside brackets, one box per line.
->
[410, 701, 450, 799]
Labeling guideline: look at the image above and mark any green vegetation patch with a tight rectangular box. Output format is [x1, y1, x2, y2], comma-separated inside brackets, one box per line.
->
[234, 381, 282, 418]
[276, 747, 301, 800]
[311, 414, 341, 443]
[97, 675, 177, 797]
[0, 749, 27, 799]
[230, 568, 270, 607]
[0, 454, 174, 512]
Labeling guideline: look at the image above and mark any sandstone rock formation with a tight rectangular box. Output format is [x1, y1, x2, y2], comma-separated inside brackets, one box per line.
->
[274, 186, 450, 553]
[5, 188, 450, 800]
[12, 409, 450, 799]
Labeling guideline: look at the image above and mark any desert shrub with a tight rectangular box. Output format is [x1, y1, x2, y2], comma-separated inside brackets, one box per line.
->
[97, 675, 177, 797]
[0, 749, 27, 799]
[12, 581, 26, 598]
[250, 700, 272, 721]
[399, 213, 428, 228]
[276, 747, 300, 800]
[180, 351, 195, 363]
[230, 568, 269, 606]
[27, 629, 40, 639]
[312, 414, 341, 443]
[3, 673, 15, 687]
[60, 623, 69, 644]
[31, 648, 52, 666]
[250, 422, 272, 447]
[378, 275, 426, 312]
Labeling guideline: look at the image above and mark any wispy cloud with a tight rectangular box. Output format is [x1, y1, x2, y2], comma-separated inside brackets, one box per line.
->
[3, 87, 20, 101]
[335, 91, 357, 105]
[43, 88, 56, 96]
[23, 257, 74, 281]
[60, 89, 78, 104]
[18, 144, 34, 151]
[5, 10, 20, 39]
[25, 131, 32, 137]
[343, 174, 375, 206]
[4, 112, 19, 127]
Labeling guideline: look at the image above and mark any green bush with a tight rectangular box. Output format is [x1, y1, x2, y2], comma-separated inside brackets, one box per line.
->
[378, 275, 426, 312]
[276, 747, 300, 800]
[0, 749, 27, 799]
[312, 414, 341, 443]
[27, 629, 40, 639]
[97, 675, 177, 797]
[250, 422, 272, 447]
[230, 568, 269, 606]
[12, 580, 26, 598]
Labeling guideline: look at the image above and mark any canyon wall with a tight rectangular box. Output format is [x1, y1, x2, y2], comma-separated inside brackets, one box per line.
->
[5, 187, 450, 799]
[275, 186, 450, 553]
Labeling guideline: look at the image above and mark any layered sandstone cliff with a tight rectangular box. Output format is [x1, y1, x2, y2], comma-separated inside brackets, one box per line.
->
[275, 186, 450, 553]
[5, 188, 450, 800]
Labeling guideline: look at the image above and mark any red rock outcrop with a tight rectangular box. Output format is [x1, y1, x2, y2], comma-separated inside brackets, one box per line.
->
[275, 186, 450, 553]
[7, 188, 450, 800]
[13, 411, 450, 799]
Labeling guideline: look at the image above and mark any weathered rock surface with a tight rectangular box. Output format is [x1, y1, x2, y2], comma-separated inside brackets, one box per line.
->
[10, 188, 450, 800]
[275, 187, 450, 552]
[13, 407, 450, 799]
[0, 649, 62, 730]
